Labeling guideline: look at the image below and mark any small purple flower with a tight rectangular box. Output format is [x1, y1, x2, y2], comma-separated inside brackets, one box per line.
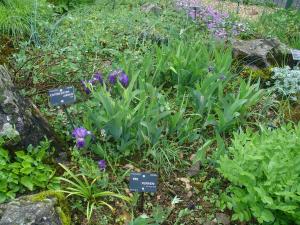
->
[108, 69, 129, 87]
[92, 72, 104, 85]
[81, 80, 91, 95]
[119, 72, 129, 88]
[72, 127, 91, 148]
[108, 70, 121, 85]
[76, 138, 86, 148]
[98, 160, 106, 170]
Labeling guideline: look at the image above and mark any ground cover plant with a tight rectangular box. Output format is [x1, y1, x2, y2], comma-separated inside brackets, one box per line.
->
[0, 127, 59, 203]
[219, 124, 300, 224]
[1, 0, 300, 224]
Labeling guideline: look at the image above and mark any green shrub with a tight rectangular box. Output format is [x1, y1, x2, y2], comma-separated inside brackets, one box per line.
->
[218, 124, 300, 224]
[0, 138, 59, 203]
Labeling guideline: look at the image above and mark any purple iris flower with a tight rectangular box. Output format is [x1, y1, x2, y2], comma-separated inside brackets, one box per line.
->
[72, 127, 91, 149]
[108, 69, 129, 88]
[98, 160, 106, 170]
[92, 72, 104, 85]
[108, 70, 121, 85]
[119, 72, 129, 88]
[81, 80, 91, 95]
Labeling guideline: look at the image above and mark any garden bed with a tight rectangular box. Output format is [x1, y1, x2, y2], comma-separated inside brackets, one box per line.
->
[0, 0, 300, 225]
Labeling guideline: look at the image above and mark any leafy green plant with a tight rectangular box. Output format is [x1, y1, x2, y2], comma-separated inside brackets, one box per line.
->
[12, 1, 192, 95]
[58, 163, 131, 222]
[146, 140, 186, 176]
[192, 73, 264, 133]
[49, 0, 95, 13]
[213, 78, 264, 133]
[151, 38, 232, 94]
[219, 123, 300, 224]
[129, 196, 183, 225]
[79, 71, 173, 154]
[0, 0, 51, 37]
[0, 138, 59, 203]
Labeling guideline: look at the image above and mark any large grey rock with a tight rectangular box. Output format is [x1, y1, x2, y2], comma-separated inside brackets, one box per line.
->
[232, 38, 294, 69]
[0, 65, 63, 150]
[0, 193, 65, 225]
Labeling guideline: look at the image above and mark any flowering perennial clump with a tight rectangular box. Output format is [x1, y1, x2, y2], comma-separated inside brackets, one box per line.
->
[72, 127, 91, 148]
[82, 69, 129, 94]
[81, 72, 104, 94]
[176, 1, 248, 39]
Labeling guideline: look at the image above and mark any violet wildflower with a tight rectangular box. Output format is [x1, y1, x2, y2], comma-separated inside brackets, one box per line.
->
[72, 127, 91, 148]
[98, 160, 106, 170]
[108, 69, 121, 85]
[81, 80, 91, 95]
[92, 72, 104, 85]
[119, 71, 129, 88]
[108, 69, 129, 87]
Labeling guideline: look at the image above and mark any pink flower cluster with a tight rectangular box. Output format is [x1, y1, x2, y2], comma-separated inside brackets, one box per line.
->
[176, 0, 247, 39]
[191, 5, 229, 39]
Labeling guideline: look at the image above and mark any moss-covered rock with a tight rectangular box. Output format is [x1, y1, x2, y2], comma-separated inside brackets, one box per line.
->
[0, 191, 71, 225]
[0, 65, 64, 151]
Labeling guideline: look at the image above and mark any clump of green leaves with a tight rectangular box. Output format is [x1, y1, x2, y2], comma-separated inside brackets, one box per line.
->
[0, 138, 59, 203]
[192, 74, 264, 134]
[151, 38, 232, 94]
[58, 163, 131, 222]
[77, 69, 193, 155]
[219, 123, 300, 224]
[0, 0, 51, 38]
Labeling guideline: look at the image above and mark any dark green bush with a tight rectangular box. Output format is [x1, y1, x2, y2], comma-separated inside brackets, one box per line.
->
[219, 124, 300, 224]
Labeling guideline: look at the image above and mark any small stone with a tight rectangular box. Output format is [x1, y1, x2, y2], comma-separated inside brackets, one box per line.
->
[187, 161, 200, 177]
[177, 177, 192, 191]
[216, 213, 230, 225]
